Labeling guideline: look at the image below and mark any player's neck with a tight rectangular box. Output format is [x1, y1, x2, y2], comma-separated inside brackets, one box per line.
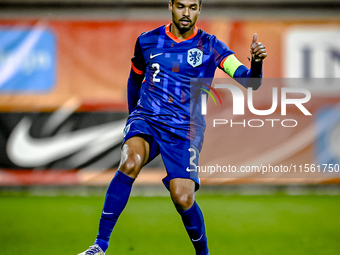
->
[170, 23, 196, 40]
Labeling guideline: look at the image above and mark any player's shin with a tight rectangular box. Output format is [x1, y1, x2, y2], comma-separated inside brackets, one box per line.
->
[94, 170, 135, 252]
[178, 201, 209, 255]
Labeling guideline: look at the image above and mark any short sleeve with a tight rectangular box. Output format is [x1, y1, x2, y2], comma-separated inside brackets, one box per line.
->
[131, 36, 146, 75]
[211, 36, 235, 68]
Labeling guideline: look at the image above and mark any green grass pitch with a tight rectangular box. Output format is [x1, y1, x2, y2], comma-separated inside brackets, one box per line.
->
[1, 193, 340, 254]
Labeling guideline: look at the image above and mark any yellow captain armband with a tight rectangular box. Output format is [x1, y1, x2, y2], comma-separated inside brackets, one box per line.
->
[220, 55, 243, 78]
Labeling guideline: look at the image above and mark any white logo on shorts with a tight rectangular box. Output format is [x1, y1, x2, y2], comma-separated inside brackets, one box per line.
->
[123, 123, 131, 138]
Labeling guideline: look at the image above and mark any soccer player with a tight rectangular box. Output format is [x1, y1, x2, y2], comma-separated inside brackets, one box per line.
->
[78, 0, 267, 254]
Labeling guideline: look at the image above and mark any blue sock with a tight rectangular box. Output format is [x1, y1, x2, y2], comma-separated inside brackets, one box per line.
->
[94, 170, 135, 252]
[179, 201, 209, 255]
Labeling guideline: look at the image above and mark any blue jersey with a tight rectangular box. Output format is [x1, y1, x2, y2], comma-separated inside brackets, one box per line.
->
[129, 23, 234, 150]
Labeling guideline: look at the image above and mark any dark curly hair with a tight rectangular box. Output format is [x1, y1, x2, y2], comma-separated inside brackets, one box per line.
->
[171, 0, 202, 6]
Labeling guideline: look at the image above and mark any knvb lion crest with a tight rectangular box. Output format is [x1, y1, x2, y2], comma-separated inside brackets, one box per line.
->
[187, 48, 203, 68]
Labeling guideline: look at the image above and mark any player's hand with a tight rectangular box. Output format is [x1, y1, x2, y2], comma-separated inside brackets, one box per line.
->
[250, 33, 267, 62]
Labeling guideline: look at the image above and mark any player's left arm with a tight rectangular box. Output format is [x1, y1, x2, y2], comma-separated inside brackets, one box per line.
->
[221, 33, 267, 90]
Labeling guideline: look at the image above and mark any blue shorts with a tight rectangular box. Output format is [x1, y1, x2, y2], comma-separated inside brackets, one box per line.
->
[122, 117, 200, 191]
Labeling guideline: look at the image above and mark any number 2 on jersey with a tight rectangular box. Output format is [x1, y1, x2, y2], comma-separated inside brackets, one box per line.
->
[152, 63, 160, 82]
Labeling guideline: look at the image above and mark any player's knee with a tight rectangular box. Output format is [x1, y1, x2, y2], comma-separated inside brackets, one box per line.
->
[119, 155, 142, 178]
[172, 191, 195, 211]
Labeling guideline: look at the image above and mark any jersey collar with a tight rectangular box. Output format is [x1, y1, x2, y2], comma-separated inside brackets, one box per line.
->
[165, 23, 199, 43]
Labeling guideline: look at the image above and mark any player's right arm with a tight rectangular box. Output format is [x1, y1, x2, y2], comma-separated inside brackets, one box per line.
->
[127, 37, 146, 114]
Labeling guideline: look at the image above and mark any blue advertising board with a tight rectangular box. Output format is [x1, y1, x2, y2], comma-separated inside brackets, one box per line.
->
[316, 107, 340, 167]
[0, 27, 56, 93]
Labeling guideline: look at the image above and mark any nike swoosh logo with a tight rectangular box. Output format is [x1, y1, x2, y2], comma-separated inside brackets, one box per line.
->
[192, 234, 203, 242]
[186, 167, 197, 172]
[102, 211, 114, 215]
[7, 117, 126, 167]
[150, 53, 163, 59]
